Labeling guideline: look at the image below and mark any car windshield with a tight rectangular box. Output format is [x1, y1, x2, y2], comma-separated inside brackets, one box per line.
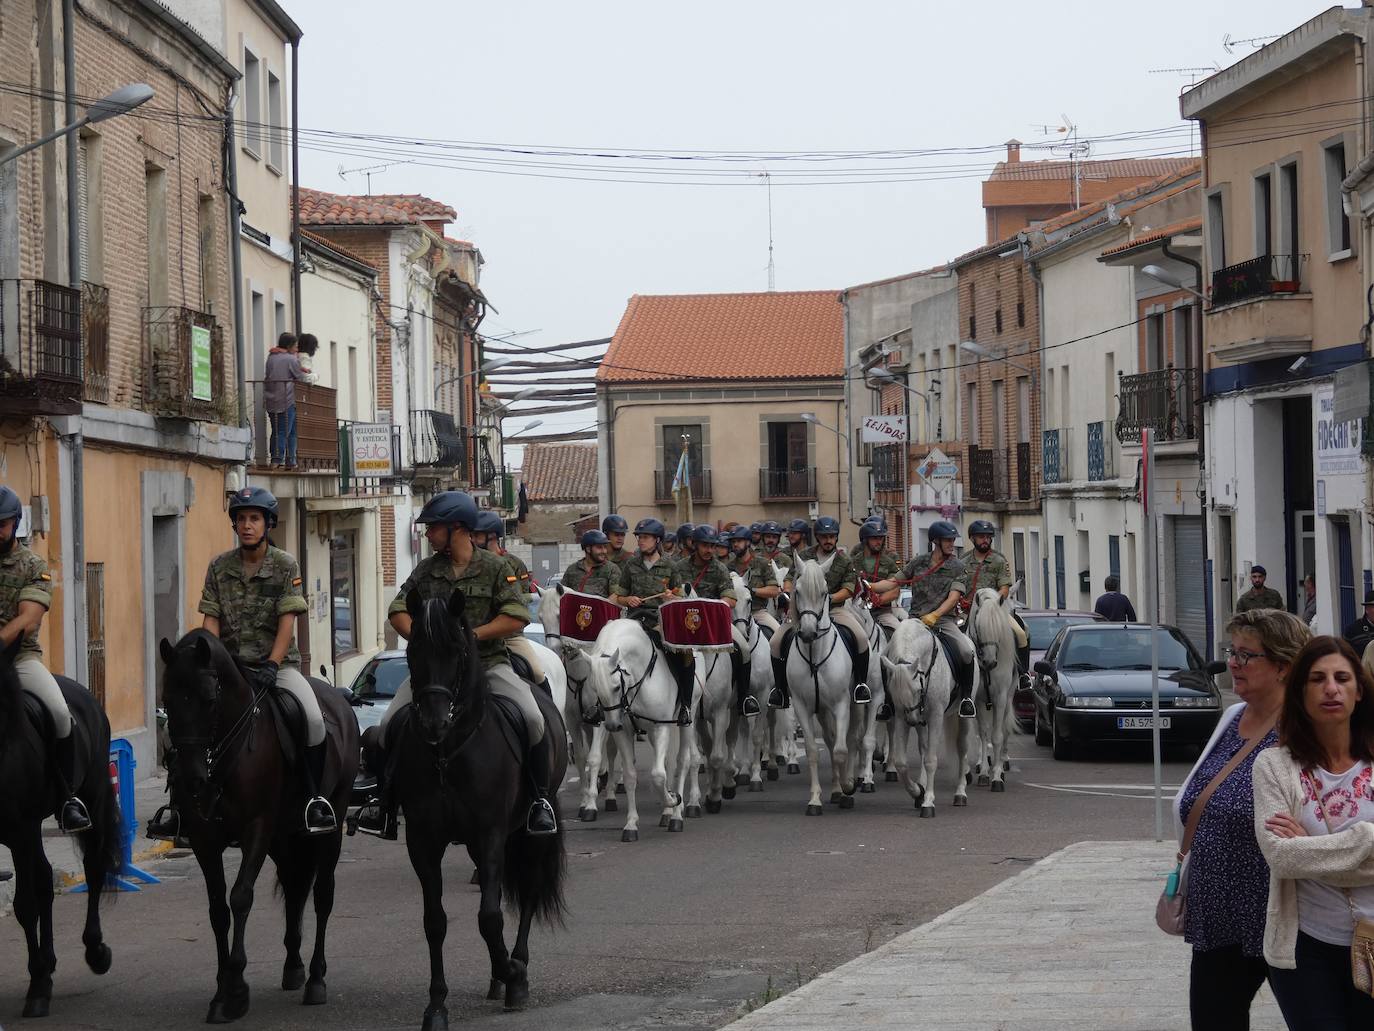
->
[352, 657, 407, 700]
[1059, 628, 1195, 671]
[1024, 615, 1097, 650]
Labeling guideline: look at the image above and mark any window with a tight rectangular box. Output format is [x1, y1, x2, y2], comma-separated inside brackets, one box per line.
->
[145, 164, 167, 306]
[965, 381, 979, 444]
[274, 299, 287, 340]
[1109, 535, 1121, 579]
[1016, 269, 1026, 327]
[1046, 368, 1056, 430]
[1172, 305, 1194, 370]
[242, 48, 261, 156]
[1012, 532, 1026, 602]
[764, 420, 810, 497]
[968, 281, 977, 340]
[1324, 139, 1353, 257]
[1278, 160, 1299, 265]
[348, 344, 359, 419]
[331, 532, 358, 657]
[1145, 311, 1165, 373]
[267, 71, 284, 170]
[1060, 364, 1070, 431]
[1254, 171, 1273, 258]
[1054, 535, 1066, 609]
[197, 193, 214, 311]
[250, 288, 265, 361]
[86, 562, 106, 709]
[1017, 376, 1030, 443]
[995, 308, 1003, 334]
[662, 423, 704, 480]
[78, 131, 104, 283]
[1206, 189, 1226, 271]
[992, 379, 1006, 450]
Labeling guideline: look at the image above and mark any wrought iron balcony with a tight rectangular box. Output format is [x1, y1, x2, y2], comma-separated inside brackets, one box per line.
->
[1086, 421, 1117, 481]
[654, 468, 712, 503]
[1210, 254, 1304, 307]
[1042, 427, 1073, 485]
[410, 409, 467, 470]
[0, 279, 83, 415]
[143, 305, 226, 421]
[760, 467, 818, 500]
[871, 445, 903, 493]
[82, 281, 109, 404]
[1116, 366, 1199, 445]
[967, 445, 1033, 502]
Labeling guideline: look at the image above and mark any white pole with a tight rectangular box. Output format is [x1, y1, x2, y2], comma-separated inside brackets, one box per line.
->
[1144, 427, 1162, 841]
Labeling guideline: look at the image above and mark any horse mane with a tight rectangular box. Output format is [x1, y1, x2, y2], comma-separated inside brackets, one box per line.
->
[971, 588, 1013, 643]
[796, 560, 828, 603]
[729, 571, 750, 612]
[411, 595, 485, 704]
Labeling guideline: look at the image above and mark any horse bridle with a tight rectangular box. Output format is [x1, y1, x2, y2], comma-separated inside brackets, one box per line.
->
[601, 647, 674, 727]
[895, 632, 942, 726]
[792, 599, 840, 715]
[169, 666, 272, 817]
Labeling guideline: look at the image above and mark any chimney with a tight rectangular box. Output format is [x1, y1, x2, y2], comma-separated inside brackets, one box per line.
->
[1005, 139, 1022, 163]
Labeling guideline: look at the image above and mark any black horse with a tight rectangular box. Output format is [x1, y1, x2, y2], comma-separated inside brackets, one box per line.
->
[158, 630, 359, 1024]
[0, 635, 119, 1018]
[376, 589, 568, 1031]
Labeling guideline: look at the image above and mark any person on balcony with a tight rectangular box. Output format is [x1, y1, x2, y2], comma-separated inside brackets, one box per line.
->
[264, 332, 307, 469]
[295, 333, 320, 385]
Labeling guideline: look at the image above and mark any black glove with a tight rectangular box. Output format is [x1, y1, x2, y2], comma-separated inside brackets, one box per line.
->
[253, 661, 280, 693]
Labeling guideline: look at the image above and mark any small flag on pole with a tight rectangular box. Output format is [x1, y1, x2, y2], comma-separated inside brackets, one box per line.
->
[672, 436, 693, 522]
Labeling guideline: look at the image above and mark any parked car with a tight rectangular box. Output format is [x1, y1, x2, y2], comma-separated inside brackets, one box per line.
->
[346, 650, 407, 805]
[1030, 622, 1224, 760]
[1012, 609, 1103, 730]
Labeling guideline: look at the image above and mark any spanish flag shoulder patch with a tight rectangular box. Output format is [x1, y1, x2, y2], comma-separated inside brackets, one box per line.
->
[39, 572, 51, 582]
[506, 576, 518, 583]
[292, 577, 303, 586]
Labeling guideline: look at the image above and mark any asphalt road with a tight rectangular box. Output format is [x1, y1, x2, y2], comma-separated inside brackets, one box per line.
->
[0, 733, 1197, 1030]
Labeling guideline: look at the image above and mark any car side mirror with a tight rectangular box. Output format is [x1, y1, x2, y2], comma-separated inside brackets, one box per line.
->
[1205, 660, 1226, 676]
[1033, 660, 1056, 680]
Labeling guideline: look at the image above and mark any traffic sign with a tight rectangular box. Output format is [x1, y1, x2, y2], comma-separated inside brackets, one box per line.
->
[915, 447, 958, 492]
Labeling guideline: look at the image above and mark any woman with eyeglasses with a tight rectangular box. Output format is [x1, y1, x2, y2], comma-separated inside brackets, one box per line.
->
[1174, 608, 1311, 1030]
[1254, 636, 1374, 1029]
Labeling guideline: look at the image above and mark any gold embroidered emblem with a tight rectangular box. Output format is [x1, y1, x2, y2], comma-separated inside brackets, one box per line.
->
[684, 608, 703, 632]
[575, 604, 593, 630]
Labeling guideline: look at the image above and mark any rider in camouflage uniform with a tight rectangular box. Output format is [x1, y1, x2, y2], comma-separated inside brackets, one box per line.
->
[602, 514, 637, 568]
[148, 486, 335, 841]
[0, 484, 90, 833]
[768, 516, 872, 709]
[563, 529, 622, 597]
[749, 522, 764, 548]
[959, 519, 1030, 672]
[758, 520, 794, 623]
[729, 525, 782, 636]
[473, 509, 549, 692]
[355, 490, 556, 839]
[612, 518, 694, 726]
[681, 525, 758, 719]
[783, 518, 811, 561]
[854, 519, 902, 636]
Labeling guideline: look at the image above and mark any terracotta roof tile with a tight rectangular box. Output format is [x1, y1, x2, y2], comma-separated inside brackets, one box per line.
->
[1031, 163, 1201, 237]
[522, 442, 599, 502]
[298, 228, 379, 271]
[597, 291, 843, 384]
[1099, 216, 1203, 258]
[298, 188, 456, 226]
[987, 157, 1196, 183]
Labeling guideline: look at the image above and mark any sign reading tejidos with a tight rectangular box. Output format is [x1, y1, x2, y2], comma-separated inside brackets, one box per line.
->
[860, 414, 908, 443]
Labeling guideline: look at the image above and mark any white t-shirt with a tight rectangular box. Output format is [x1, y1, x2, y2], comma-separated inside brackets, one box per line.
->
[1296, 760, 1374, 946]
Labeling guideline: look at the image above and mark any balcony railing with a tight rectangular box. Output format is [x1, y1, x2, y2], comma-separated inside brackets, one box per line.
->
[967, 445, 1034, 502]
[760, 467, 818, 500]
[968, 445, 996, 501]
[654, 468, 712, 503]
[245, 380, 339, 471]
[1211, 253, 1305, 307]
[339, 419, 403, 496]
[1116, 366, 1199, 445]
[475, 432, 497, 488]
[143, 305, 227, 420]
[0, 278, 83, 415]
[1086, 421, 1117, 482]
[82, 281, 109, 404]
[1042, 427, 1073, 485]
[871, 445, 902, 493]
[1016, 441, 1032, 500]
[410, 409, 467, 470]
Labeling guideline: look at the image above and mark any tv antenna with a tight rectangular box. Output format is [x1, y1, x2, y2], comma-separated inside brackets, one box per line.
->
[1042, 115, 1091, 208]
[337, 160, 411, 195]
[755, 170, 776, 292]
[1222, 33, 1281, 54]
[1148, 65, 1220, 86]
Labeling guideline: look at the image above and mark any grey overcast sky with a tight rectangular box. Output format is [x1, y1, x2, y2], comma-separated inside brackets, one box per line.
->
[291, 0, 1333, 450]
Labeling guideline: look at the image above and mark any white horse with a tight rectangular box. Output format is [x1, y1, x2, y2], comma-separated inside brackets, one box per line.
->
[967, 587, 1022, 793]
[688, 628, 737, 815]
[845, 594, 887, 795]
[880, 618, 975, 816]
[726, 573, 776, 793]
[787, 559, 860, 814]
[584, 618, 691, 842]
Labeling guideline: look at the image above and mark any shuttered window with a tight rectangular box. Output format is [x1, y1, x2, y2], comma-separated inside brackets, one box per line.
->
[86, 563, 106, 709]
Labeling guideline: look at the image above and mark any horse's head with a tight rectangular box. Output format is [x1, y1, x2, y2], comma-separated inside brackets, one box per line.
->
[588, 647, 624, 732]
[536, 584, 562, 638]
[405, 588, 480, 746]
[881, 620, 941, 727]
[794, 560, 830, 643]
[729, 572, 752, 620]
[159, 631, 239, 793]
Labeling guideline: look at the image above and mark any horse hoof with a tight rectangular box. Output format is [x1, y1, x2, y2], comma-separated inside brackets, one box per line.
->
[977, 774, 991, 787]
[885, 771, 899, 783]
[505, 963, 530, 1010]
[486, 979, 503, 1001]
[990, 780, 1006, 793]
[685, 804, 702, 818]
[705, 798, 722, 814]
[838, 795, 855, 809]
[829, 791, 842, 804]
[225, 986, 250, 1021]
[734, 773, 751, 786]
[659, 813, 670, 828]
[805, 804, 823, 816]
[748, 781, 764, 793]
[23, 996, 51, 1019]
[621, 829, 639, 843]
[767, 767, 780, 781]
[953, 795, 969, 807]
[423, 1002, 452, 1031]
[206, 996, 228, 1024]
[859, 782, 876, 794]
[919, 805, 935, 819]
[303, 979, 327, 1006]
[86, 941, 113, 976]
[722, 785, 737, 800]
[787, 763, 801, 775]
[615, 783, 626, 795]
[579, 807, 597, 823]
[282, 962, 306, 991]
[605, 797, 618, 812]
[668, 818, 684, 832]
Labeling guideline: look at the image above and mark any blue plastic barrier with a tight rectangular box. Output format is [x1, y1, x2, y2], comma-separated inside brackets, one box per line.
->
[73, 738, 160, 893]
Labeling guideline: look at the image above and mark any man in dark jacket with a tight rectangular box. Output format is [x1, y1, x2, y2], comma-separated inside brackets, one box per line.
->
[1343, 592, 1374, 655]
[1094, 575, 1137, 622]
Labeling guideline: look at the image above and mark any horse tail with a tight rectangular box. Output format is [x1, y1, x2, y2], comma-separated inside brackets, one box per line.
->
[78, 762, 123, 895]
[502, 797, 568, 929]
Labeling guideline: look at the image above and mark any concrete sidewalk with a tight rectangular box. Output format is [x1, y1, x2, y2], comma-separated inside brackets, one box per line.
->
[727, 840, 1284, 1031]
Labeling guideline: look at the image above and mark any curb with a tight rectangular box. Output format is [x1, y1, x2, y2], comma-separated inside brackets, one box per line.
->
[55, 838, 174, 890]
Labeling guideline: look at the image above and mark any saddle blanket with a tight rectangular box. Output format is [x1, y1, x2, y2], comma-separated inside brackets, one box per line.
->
[660, 598, 734, 652]
[558, 588, 624, 644]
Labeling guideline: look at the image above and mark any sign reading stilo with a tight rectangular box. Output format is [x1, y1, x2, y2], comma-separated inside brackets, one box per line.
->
[348, 423, 396, 475]
[860, 414, 908, 443]
[190, 325, 213, 401]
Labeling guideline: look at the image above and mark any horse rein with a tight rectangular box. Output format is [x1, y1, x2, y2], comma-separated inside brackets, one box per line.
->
[602, 647, 676, 728]
[170, 671, 273, 816]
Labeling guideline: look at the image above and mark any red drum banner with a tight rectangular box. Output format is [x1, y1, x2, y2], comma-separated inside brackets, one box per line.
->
[558, 589, 623, 644]
[660, 598, 734, 652]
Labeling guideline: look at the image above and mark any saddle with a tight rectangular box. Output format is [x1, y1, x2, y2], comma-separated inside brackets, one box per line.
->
[934, 633, 976, 698]
[266, 689, 303, 770]
[487, 693, 529, 767]
[20, 691, 54, 740]
[779, 623, 862, 673]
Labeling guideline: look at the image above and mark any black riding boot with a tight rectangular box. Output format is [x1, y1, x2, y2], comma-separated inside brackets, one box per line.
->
[301, 742, 337, 835]
[669, 654, 694, 726]
[732, 651, 760, 718]
[957, 657, 977, 719]
[525, 739, 558, 836]
[769, 655, 791, 709]
[852, 654, 873, 706]
[54, 734, 91, 834]
[354, 741, 398, 840]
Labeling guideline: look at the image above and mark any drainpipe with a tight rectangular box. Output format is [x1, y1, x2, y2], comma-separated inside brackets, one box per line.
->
[290, 38, 301, 335]
[840, 290, 860, 526]
[62, 0, 87, 683]
[226, 91, 247, 428]
[1162, 238, 1212, 655]
[1024, 243, 1051, 608]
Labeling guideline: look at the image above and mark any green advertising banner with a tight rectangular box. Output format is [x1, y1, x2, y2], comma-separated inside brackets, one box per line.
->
[190, 325, 212, 401]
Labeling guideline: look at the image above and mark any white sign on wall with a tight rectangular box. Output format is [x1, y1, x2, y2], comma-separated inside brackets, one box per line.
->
[915, 447, 959, 492]
[1315, 384, 1364, 477]
[348, 422, 396, 475]
[860, 414, 908, 443]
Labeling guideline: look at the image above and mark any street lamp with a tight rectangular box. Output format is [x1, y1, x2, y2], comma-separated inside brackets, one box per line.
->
[505, 420, 544, 439]
[434, 355, 516, 400]
[866, 367, 932, 441]
[1140, 264, 1207, 302]
[0, 83, 154, 165]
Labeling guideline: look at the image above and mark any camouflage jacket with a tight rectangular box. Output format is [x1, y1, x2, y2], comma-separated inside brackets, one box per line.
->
[760, 548, 794, 577]
[795, 547, 858, 601]
[616, 552, 682, 623]
[498, 549, 533, 594]
[852, 549, 901, 607]
[900, 552, 968, 618]
[563, 557, 623, 598]
[1236, 586, 1286, 614]
[198, 546, 308, 667]
[611, 547, 638, 569]
[959, 548, 1013, 608]
[0, 543, 53, 657]
[389, 549, 530, 669]
[680, 555, 738, 602]
[732, 552, 779, 611]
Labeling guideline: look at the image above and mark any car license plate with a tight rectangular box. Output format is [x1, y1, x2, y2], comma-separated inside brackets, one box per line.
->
[1117, 716, 1170, 730]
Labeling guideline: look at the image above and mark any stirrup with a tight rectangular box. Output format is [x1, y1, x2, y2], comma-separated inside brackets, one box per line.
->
[958, 698, 977, 719]
[145, 804, 181, 842]
[740, 697, 761, 718]
[876, 702, 893, 722]
[303, 796, 337, 835]
[59, 796, 92, 834]
[526, 797, 558, 836]
[767, 688, 789, 710]
[354, 799, 398, 840]
[852, 683, 872, 704]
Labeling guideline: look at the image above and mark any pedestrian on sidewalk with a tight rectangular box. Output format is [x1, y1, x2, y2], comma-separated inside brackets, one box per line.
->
[1174, 608, 1310, 1030]
[1093, 574, 1137, 622]
[263, 332, 306, 468]
[1255, 635, 1374, 1030]
[1237, 565, 1286, 614]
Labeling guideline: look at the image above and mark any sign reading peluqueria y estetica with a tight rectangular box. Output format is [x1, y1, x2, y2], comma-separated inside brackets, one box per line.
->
[1315, 383, 1364, 477]
[348, 422, 396, 475]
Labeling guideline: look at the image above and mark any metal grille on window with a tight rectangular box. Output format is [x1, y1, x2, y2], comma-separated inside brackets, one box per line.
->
[86, 562, 106, 709]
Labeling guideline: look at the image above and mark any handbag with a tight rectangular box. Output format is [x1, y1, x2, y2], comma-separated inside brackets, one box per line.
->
[1308, 772, 1374, 997]
[1156, 718, 1274, 936]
